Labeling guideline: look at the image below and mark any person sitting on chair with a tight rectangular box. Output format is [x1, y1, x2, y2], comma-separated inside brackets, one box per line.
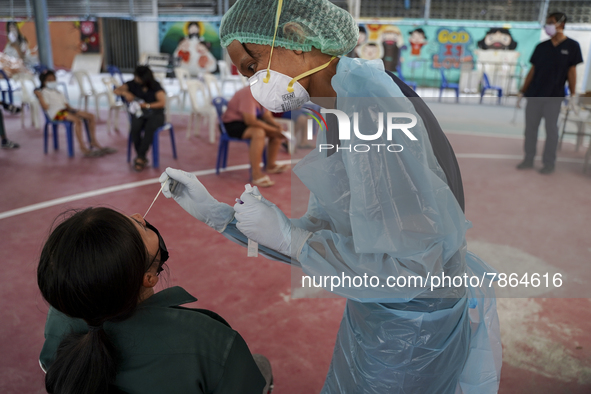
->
[114, 66, 167, 172]
[222, 85, 288, 187]
[38, 207, 273, 394]
[35, 70, 116, 157]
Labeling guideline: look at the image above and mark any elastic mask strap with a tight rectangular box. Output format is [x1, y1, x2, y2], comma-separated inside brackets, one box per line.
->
[264, 0, 284, 83]
[287, 56, 336, 93]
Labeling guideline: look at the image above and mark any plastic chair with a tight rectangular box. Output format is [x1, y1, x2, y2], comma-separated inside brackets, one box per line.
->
[480, 73, 503, 104]
[212, 97, 266, 177]
[126, 122, 177, 168]
[43, 112, 91, 157]
[218, 60, 247, 94]
[101, 77, 126, 133]
[152, 72, 181, 122]
[107, 65, 125, 86]
[0, 69, 19, 106]
[439, 69, 459, 103]
[186, 80, 217, 143]
[173, 67, 191, 110]
[396, 65, 417, 91]
[14, 73, 42, 128]
[73, 71, 109, 120]
[202, 73, 223, 99]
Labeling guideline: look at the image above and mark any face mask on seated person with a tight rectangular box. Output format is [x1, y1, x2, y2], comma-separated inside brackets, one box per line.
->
[45, 81, 58, 90]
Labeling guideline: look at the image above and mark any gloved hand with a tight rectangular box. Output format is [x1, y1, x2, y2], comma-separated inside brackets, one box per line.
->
[234, 185, 312, 260]
[516, 92, 524, 109]
[159, 167, 234, 232]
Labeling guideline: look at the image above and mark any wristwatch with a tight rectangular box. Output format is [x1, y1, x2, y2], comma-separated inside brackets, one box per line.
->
[146, 103, 151, 109]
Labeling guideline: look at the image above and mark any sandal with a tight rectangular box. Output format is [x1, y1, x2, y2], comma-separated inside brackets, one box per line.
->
[266, 164, 290, 174]
[133, 157, 147, 172]
[83, 149, 104, 158]
[252, 175, 275, 188]
[100, 147, 118, 155]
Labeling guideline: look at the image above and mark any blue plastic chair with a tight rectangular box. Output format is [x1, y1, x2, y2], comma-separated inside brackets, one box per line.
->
[480, 73, 503, 104]
[0, 69, 20, 106]
[439, 69, 459, 103]
[126, 122, 177, 168]
[396, 65, 417, 91]
[43, 112, 91, 157]
[34, 64, 49, 75]
[212, 97, 266, 177]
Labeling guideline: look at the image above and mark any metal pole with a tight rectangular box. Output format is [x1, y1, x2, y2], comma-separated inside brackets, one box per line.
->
[32, 0, 53, 68]
[424, 0, 431, 24]
[129, 0, 135, 17]
[152, 0, 158, 17]
[224, 0, 229, 14]
[218, 0, 223, 17]
[539, 0, 550, 25]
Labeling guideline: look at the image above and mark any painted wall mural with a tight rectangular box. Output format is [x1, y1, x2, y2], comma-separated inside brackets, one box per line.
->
[159, 21, 222, 76]
[349, 22, 541, 91]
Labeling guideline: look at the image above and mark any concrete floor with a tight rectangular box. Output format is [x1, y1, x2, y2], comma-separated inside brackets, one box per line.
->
[1, 79, 590, 393]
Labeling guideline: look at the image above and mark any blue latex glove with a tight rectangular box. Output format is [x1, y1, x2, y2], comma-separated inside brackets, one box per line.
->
[233, 185, 311, 260]
[159, 168, 234, 232]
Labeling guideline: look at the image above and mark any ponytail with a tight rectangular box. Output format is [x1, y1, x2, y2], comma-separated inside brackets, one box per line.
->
[39, 208, 149, 394]
[46, 329, 124, 394]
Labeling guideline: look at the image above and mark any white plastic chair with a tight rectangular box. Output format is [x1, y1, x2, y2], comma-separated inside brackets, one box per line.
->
[174, 67, 191, 110]
[202, 73, 223, 100]
[218, 60, 248, 95]
[186, 79, 217, 144]
[101, 77, 126, 133]
[153, 72, 180, 123]
[275, 118, 296, 154]
[14, 73, 41, 129]
[72, 71, 108, 121]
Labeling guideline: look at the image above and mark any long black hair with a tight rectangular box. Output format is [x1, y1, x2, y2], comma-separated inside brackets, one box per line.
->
[39, 69, 56, 89]
[6, 21, 26, 44]
[38, 207, 151, 394]
[134, 65, 159, 91]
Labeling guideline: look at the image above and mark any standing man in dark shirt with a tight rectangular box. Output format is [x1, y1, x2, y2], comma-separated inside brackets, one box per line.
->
[516, 12, 584, 174]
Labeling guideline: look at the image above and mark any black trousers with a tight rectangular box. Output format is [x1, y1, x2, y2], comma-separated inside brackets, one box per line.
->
[130, 111, 165, 160]
[524, 98, 562, 167]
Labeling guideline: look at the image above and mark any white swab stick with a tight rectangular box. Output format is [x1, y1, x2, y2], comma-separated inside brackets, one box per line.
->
[144, 177, 168, 218]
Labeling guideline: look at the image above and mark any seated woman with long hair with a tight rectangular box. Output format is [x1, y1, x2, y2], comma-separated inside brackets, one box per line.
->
[114, 66, 167, 171]
[38, 207, 271, 394]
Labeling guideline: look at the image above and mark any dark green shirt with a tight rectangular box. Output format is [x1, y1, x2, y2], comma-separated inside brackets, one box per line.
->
[40, 286, 265, 394]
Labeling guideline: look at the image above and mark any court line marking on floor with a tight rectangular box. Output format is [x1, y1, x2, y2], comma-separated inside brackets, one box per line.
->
[0, 161, 283, 221]
[0, 153, 586, 221]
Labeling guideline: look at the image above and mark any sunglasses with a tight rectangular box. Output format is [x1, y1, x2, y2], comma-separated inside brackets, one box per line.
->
[144, 220, 169, 274]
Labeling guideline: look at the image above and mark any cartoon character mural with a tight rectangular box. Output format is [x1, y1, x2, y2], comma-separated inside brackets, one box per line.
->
[348, 25, 367, 58]
[408, 28, 427, 56]
[160, 21, 221, 77]
[477, 28, 518, 50]
[475, 27, 520, 93]
[381, 26, 406, 71]
[357, 41, 383, 61]
[432, 28, 473, 69]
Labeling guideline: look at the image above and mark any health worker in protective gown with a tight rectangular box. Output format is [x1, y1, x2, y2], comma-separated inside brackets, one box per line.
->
[159, 0, 502, 392]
